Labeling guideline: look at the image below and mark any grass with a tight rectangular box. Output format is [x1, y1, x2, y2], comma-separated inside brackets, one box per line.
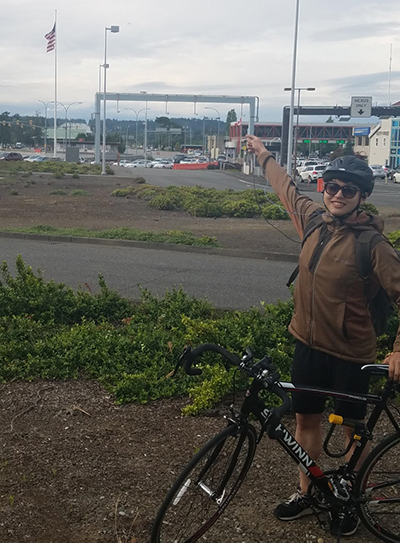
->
[0, 225, 219, 247]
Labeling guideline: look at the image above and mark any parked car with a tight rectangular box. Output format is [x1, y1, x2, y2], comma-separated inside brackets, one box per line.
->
[173, 153, 187, 164]
[32, 156, 51, 162]
[299, 164, 326, 183]
[147, 158, 164, 168]
[129, 160, 148, 168]
[153, 160, 173, 169]
[369, 165, 387, 180]
[180, 157, 199, 164]
[387, 164, 400, 180]
[393, 171, 400, 184]
[297, 160, 319, 175]
[112, 159, 134, 167]
[24, 155, 41, 162]
[0, 152, 23, 161]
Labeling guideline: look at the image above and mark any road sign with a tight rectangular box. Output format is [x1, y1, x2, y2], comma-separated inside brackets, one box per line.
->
[350, 96, 372, 118]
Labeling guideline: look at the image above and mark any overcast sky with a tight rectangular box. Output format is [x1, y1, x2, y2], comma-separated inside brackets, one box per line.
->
[2, 0, 400, 124]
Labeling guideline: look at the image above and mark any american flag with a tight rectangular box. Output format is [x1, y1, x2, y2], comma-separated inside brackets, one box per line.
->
[44, 24, 56, 53]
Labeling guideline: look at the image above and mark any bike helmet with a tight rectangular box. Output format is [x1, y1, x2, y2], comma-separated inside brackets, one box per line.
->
[322, 155, 374, 195]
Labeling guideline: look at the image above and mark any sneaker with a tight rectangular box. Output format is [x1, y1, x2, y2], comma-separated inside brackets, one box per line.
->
[329, 508, 360, 537]
[274, 491, 316, 520]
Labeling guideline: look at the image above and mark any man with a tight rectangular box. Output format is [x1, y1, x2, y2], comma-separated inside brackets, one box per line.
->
[246, 135, 400, 536]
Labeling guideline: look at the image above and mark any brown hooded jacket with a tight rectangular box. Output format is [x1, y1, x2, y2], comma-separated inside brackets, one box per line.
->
[258, 149, 400, 363]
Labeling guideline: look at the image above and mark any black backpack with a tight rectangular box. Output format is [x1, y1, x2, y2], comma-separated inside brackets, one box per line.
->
[287, 209, 399, 336]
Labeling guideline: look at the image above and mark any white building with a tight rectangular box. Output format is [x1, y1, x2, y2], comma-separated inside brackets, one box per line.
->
[368, 118, 391, 166]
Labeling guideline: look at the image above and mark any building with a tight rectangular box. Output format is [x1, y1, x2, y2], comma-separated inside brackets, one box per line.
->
[229, 121, 356, 159]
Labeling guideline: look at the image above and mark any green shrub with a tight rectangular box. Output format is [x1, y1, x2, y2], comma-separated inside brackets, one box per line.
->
[49, 190, 67, 196]
[131, 184, 290, 220]
[387, 230, 400, 249]
[70, 190, 88, 197]
[0, 256, 396, 415]
[111, 186, 135, 197]
[261, 204, 288, 220]
[361, 202, 379, 215]
[222, 199, 259, 218]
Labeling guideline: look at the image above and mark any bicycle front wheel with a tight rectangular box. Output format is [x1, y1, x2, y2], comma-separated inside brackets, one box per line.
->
[151, 422, 257, 543]
[354, 432, 400, 542]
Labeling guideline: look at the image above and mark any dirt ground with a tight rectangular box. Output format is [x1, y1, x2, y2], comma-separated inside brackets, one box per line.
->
[0, 171, 399, 542]
[0, 170, 306, 256]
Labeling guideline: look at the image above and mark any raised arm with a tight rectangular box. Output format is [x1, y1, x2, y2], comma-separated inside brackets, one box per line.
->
[246, 134, 320, 239]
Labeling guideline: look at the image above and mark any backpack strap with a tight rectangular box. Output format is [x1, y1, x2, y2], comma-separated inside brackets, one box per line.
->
[355, 230, 384, 282]
[286, 209, 325, 287]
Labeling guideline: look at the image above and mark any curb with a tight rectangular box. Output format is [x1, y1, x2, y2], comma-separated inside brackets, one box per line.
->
[0, 231, 300, 263]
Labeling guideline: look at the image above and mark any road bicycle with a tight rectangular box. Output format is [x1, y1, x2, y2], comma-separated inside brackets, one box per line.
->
[151, 343, 400, 543]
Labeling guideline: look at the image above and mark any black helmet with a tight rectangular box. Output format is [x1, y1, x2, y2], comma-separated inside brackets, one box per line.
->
[322, 155, 374, 195]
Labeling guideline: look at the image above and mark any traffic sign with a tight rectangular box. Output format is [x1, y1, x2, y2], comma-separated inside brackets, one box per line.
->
[350, 96, 372, 118]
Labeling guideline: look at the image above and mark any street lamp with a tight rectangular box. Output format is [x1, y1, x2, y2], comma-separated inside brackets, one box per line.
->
[286, 0, 300, 177]
[66, 101, 82, 145]
[50, 101, 82, 158]
[205, 107, 220, 158]
[125, 107, 147, 156]
[140, 91, 149, 165]
[284, 87, 315, 177]
[202, 116, 208, 154]
[38, 100, 51, 152]
[102, 25, 119, 175]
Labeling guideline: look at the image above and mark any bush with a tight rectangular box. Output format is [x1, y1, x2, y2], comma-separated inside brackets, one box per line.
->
[131, 184, 290, 220]
[70, 190, 88, 197]
[49, 190, 67, 196]
[0, 256, 397, 414]
[387, 230, 400, 249]
[111, 186, 135, 197]
[361, 202, 379, 215]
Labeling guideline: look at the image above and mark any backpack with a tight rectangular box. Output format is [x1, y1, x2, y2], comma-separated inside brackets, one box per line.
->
[287, 209, 399, 336]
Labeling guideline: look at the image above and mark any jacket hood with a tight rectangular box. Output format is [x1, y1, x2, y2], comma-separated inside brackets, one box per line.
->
[322, 210, 384, 234]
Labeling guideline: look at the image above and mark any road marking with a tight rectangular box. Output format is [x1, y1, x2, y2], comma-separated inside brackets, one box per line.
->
[238, 178, 267, 189]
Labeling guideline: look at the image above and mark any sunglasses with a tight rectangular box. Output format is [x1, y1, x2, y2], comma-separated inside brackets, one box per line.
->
[324, 182, 360, 199]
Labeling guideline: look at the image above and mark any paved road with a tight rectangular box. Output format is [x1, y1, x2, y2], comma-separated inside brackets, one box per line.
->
[0, 238, 294, 310]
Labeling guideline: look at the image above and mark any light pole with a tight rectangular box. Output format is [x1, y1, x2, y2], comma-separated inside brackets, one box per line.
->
[287, 0, 300, 177]
[125, 125, 135, 148]
[140, 91, 148, 165]
[38, 100, 51, 152]
[202, 116, 208, 154]
[102, 25, 120, 175]
[65, 101, 82, 145]
[125, 107, 147, 156]
[50, 101, 82, 158]
[284, 87, 315, 178]
[205, 107, 220, 158]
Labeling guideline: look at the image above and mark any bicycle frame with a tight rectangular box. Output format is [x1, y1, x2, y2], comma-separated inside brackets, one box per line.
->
[239, 375, 400, 506]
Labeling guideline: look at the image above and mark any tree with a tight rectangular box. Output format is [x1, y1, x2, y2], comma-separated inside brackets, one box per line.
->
[225, 109, 237, 134]
[329, 140, 355, 160]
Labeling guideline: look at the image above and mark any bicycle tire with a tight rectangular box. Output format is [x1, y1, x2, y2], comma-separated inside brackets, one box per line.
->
[354, 432, 400, 542]
[151, 422, 257, 543]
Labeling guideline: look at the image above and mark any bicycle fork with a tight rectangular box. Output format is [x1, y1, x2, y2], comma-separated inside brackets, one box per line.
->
[189, 423, 246, 505]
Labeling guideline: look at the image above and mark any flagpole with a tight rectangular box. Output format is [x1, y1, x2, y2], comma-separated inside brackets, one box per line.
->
[53, 10, 58, 158]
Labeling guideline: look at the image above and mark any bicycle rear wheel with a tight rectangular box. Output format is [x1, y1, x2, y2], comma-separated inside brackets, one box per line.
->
[354, 432, 400, 542]
[151, 422, 257, 543]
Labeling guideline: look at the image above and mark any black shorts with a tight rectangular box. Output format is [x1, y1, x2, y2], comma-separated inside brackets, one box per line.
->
[291, 340, 370, 420]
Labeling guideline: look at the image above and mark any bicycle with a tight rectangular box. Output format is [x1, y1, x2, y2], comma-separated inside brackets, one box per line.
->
[151, 343, 400, 543]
